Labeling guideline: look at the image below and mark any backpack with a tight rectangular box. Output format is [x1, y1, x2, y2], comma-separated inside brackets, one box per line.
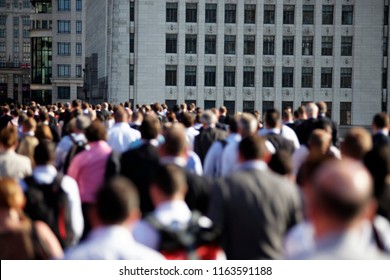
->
[63, 135, 86, 174]
[24, 174, 74, 249]
[146, 211, 220, 260]
[0, 219, 52, 260]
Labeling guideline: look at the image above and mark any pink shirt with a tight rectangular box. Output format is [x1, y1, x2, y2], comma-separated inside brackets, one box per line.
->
[67, 141, 112, 204]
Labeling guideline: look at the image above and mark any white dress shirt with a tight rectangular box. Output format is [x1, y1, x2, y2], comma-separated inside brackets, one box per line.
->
[203, 133, 241, 178]
[108, 122, 141, 153]
[133, 200, 192, 250]
[64, 225, 165, 260]
[259, 125, 300, 150]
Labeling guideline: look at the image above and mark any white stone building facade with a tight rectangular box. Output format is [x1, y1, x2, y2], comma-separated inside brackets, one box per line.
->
[86, 0, 388, 126]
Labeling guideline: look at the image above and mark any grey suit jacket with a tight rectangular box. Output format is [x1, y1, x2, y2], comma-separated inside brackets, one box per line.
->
[208, 166, 302, 260]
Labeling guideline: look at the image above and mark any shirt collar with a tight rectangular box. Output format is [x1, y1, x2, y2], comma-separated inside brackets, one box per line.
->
[238, 160, 268, 171]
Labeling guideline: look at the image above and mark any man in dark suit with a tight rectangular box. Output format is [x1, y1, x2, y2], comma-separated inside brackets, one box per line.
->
[371, 112, 390, 149]
[118, 114, 161, 216]
[295, 102, 319, 146]
[194, 110, 227, 164]
[207, 135, 302, 259]
[316, 101, 339, 148]
[159, 122, 213, 215]
[0, 105, 13, 132]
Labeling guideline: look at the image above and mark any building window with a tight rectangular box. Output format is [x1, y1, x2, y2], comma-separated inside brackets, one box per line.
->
[129, 64, 134, 85]
[340, 102, 352, 125]
[58, 64, 71, 77]
[224, 66, 235, 87]
[166, 34, 177, 54]
[245, 4, 256, 24]
[76, 0, 82, 12]
[263, 36, 275, 55]
[165, 65, 177, 86]
[340, 68, 352, 88]
[385, 6, 389, 26]
[186, 3, 197, 23]
[76, 65, 82, 78]
[166, 3, 178, 22]
[76, 43, 82, 56]
[23, 42, 30, 53]
[223, 101, 235, 115]
[243, 101, 255, 113]
[322, 36, 333, 56]
[342, 5, 353, 25]
[282, 67, 294, 88]
[283, 5, 295, 24]
[383, 68, 388, 89]
[301, 67, 313, 88]
[225, 4, 236, 24]
[0, 16, 6, 25]
[321, 68, 333, 88]
[58, 0, 70, 11]
[244, 35, 255, 55]
[130, 1, 134, 22]
[263, 67, 274, 87]
[0, 0, 4, 8]
[204, 100, 216, 110]
[224, 35, 236, 55]
[130, 33, 134, 53]
[264, 5, 275, 24]
[58, 42, 70, 56]
[303, 5, 314, 25]
[205, 3, 217, 23]
[205, 66, 216, 87]
[0, 29, 5, 38]
[205, 35, 216, 54]
[283, 36, 294, 55]
[302, 36, 313, 55]
[322, 5, 334, 25]
[22, 16, 30, 26]
[13, 17, 19, 26]
[57, 87, 70, 99]
[185, 66, 196, 87]
[263, 101, 274, 114]
[185, 34, 197, 54]
[384, 39, 388, 57]
[76, 20, 82, 34]
[341, 36, 353, 56]
[23, 0, 31, 9]
[243, 67, 255, 87]
[23, 29, 29, 38]
[0, 42, 5, 52]
[14, 29, 19, 39]
[13, 42, 19, 53]
[58, 20, 71, 33]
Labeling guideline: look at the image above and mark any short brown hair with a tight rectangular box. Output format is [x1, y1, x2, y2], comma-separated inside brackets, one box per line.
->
[85, 120, 107, 142]
[0, 126, 18, 148]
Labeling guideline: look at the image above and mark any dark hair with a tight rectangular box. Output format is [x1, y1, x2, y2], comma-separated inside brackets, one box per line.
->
[96, 176, 140, 225]
[34, 140, 56, 165]
[238, 135, 265, 161]
[152, 164, 187, 197]
[264, 109, 280, 129]
[268, 151, 292, 176]
[85, 120, 107, 142]
[372, 112, 389, 129]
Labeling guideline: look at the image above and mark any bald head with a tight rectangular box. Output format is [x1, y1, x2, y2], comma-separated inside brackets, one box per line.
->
[311, 159, 373, 223]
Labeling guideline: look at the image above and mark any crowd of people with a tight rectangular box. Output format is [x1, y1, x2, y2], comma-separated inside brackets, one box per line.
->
[0, 99, 389, 260]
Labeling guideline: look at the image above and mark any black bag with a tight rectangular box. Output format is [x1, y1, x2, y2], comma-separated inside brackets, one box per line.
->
[145, 211, 219, 260]
[24, 174, 74, 249]
[63, 135, 86, 174]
